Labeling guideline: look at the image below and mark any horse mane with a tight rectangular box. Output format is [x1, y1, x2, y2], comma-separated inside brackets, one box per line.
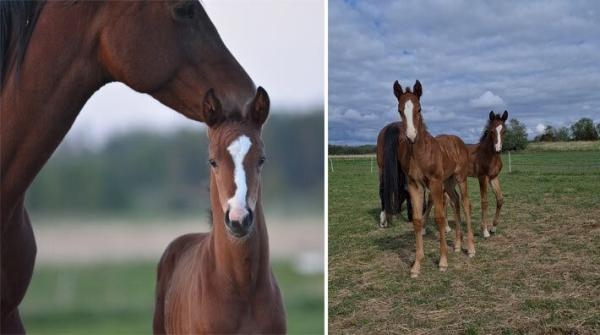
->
[0, 0, 46, 86]
[479, 113, 500, 143]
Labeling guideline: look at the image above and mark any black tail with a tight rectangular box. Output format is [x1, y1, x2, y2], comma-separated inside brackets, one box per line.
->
[380, 126, 402, 215]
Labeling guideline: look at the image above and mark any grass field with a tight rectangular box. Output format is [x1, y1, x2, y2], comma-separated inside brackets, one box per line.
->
[329, 146, 600, 334]
[21, 261, 323, 334]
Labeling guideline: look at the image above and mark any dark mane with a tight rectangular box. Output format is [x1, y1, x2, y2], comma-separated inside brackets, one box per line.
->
[479, 113, 500, 142]
[0, 0, 45, 86]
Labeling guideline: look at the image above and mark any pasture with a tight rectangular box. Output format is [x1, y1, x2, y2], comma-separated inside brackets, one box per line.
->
[21, 261, 323, 334]
[328, 144, 600, 334]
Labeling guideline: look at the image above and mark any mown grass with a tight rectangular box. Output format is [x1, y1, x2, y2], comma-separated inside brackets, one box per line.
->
[329, 148, 600, 334]
[21, 261, 323, 334]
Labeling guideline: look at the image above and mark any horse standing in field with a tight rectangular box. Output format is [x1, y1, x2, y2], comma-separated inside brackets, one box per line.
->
[468, 111, 508, 237]
[375, 122, 413, 228]
[393, 80, 475, 278]
[153, 88, 286, 334]
[1, 1, 256, 332]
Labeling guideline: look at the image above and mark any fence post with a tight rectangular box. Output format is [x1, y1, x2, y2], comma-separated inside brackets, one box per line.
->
[329, 158, 334, 172]
[508, 151, 512, 173]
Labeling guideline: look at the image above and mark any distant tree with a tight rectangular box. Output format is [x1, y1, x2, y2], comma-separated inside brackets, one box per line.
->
[570, 118, 598, 141]
[535, 125, 557, 142]
[503, 118, 528, 151]
[555, 127, 571, 142]
[596, 123, 600, 139]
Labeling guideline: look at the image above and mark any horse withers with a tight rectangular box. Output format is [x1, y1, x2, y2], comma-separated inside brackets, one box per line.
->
[153, 88, 286, 334]
[393, 80, 475, 278]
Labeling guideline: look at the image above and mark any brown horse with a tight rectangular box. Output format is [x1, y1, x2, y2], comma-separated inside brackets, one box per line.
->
[393, 80, 475, 277]
[1, 1, 256, 332]
[469, 111, 508, 237]
[153, 88, 286, 334]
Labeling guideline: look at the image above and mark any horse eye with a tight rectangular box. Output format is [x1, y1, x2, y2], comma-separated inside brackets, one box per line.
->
[208, 159, 217, 168]
[258, 157, 267, 166]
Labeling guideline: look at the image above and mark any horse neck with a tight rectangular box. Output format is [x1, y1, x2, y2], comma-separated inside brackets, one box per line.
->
[0, 2, 107, 221]
[477, 130, 498, 157]
[207, 175, 271, 293]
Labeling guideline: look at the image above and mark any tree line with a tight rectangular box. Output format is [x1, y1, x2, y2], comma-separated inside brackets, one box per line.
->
[26, 112, 324, 216]
[328, 117, 599, 155]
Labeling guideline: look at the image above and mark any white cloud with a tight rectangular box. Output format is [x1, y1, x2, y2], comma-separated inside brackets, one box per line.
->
[470, 91, 506, 108]
[536, 123, 546, 134]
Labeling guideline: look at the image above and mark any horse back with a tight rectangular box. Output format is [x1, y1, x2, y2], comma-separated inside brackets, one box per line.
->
[435, 134, 470, 179]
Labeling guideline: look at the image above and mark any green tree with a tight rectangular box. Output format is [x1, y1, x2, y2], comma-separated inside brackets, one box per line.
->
[503, 118, 528, 151]
[555, 127, 570, 142]
[570, 118, 598, 141]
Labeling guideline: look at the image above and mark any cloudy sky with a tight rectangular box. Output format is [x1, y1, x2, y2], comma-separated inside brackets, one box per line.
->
[329, 0, 600, 145]
[69, 0, 324, 146]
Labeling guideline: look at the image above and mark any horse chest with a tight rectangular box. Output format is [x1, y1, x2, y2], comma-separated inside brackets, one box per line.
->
[192, 282, 285, 334]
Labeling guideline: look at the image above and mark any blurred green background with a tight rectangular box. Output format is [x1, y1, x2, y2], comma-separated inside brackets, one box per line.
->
[22, 112, 324, 334]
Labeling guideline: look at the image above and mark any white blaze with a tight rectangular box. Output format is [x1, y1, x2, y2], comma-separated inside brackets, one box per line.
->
[495, 125, 503, 152]
[227, 135, 252, 222]
[404, 100, 417, 141]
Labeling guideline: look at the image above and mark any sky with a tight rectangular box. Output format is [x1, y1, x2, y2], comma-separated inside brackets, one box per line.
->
[68, 0, 324, 146]
[328, 0, 600, 145]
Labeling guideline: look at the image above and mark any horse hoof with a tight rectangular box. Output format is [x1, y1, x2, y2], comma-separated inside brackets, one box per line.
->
[490, 226, 497, 233]
[468, 251, 476, 258]
[483, 229, 490, 238]
[445, 226, 452, 233]
[421, 228, 427, 236]
[378, 223, 388, 228]
[439, 266, 448, 272]
[454, 247, 461, 253]
[410, 271, 419, 278]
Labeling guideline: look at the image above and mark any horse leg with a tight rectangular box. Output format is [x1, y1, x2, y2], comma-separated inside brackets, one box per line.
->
[422, 191, 433, 236]
[429, 181, 448, 272]
[1, 204, 36, 334]
[479, 175, 490, 238]
[378, 174, 388, 228]
[444, 181, 462, 253]
[489, 177, 504, 233]
[457, 180, 475, 257]
[408, 181, 425, 278]
[443, 192, 452, 233]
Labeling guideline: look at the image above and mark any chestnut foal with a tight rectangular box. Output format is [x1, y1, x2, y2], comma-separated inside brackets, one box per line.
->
[393, 80, 475, 278]
[153, 88, 286, 334]
[468, 111, 508, 238]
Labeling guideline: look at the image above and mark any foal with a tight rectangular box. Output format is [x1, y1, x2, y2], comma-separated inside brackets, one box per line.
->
[393, 80, 475, 278]
[468, 111, 508, 237]
[153, 88, 286, 334]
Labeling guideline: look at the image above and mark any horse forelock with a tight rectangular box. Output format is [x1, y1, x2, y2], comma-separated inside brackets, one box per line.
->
[0, 0, 46, 86]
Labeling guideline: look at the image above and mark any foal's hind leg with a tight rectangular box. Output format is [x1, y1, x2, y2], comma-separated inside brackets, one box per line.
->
[489, 177, 504, 234]
[444, 182, 463, 253]
[457, 180, 475, 257]
[1, 204, 36, 334]
[478, 175, 491, 238]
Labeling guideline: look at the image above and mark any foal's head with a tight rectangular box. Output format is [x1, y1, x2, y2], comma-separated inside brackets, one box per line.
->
[202, 88, 269, 238]
[486, 111, 508, 152]
[393, 80, 424, 143]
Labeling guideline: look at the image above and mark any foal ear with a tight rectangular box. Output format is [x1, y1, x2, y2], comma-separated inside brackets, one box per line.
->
[413, 80, 423, 98]
[501, 110, 509, 121]
[393, 80, 403, 100]
[202, 89, 225, 128]
[248, 86, 270, 126]
[489, 111, 495, 121]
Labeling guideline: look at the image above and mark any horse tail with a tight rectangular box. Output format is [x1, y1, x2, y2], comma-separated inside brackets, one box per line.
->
[382, 125, 402, 215]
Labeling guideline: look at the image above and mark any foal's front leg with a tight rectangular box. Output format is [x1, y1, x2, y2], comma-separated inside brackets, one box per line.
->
[489, 177, 504, 233]
[478, 175, 490, 238]
[430, 181, 449, 272]
[408, 181, 425, 278]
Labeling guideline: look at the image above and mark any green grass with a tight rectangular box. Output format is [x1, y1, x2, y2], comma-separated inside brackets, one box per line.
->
[328, 149, 600, 334]
[21, 261, 323, 334]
